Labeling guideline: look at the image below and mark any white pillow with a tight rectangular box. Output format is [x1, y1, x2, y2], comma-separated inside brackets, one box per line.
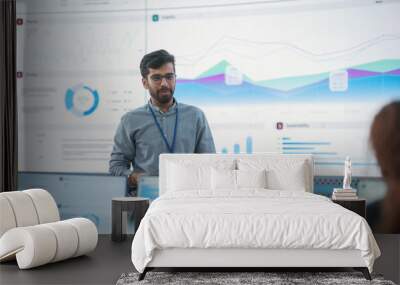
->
[237, 158, 309, 191]
[236, 169, 267, 189]
[211, 168, 236, 190]
[165, 159, 236, 193]
[211, 169, 268, 190]
[167, 162, 211, 191]
[266, 168, 306, 191]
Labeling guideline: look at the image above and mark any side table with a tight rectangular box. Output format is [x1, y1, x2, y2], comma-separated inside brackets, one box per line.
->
[332, 198, 366, 219]
[112, 197, 150, 242]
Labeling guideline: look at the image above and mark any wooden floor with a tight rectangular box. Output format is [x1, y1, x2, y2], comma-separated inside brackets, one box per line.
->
[0, 235, 133, 285]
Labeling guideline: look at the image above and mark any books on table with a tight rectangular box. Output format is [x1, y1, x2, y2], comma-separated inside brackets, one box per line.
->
[332, 188, 359, 200]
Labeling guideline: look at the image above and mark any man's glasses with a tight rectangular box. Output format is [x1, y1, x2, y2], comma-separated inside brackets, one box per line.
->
[149, 73, 176, 84]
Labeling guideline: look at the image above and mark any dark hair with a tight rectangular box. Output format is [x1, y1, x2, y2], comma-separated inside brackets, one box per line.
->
[370, 100, 400, 233]
[370, 101, 400, 181]
[140, 49, 175, 78]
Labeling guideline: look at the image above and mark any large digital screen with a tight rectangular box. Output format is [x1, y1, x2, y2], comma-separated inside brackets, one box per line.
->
[18, 172, 127, 234]
[17, 0, 400, 176]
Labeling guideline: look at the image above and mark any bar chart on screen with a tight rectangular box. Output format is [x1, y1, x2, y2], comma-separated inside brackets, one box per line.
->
[221, 136, 253, 154]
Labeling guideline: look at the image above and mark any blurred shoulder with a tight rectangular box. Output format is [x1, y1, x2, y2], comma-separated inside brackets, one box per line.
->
[120, 104, 148, 124]
[178, 102, 206, 117]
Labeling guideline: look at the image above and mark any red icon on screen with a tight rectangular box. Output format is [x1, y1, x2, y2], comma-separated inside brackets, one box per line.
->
[16, 72, 23, 78]
[276, 122, 284, 130]
[16, 18, 23, 25]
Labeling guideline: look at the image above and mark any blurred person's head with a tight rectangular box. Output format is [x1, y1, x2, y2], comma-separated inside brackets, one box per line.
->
[370, 101, 400, 182]
[370, 100, 400, 233]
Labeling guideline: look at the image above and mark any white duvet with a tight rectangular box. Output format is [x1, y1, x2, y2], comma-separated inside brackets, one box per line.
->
[131, 190, 380, 273]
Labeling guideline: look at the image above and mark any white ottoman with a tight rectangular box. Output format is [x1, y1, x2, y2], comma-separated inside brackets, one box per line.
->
[0, 189, 98, 269]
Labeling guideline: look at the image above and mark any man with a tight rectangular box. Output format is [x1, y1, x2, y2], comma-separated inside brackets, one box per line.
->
[109, 49, 216, 190]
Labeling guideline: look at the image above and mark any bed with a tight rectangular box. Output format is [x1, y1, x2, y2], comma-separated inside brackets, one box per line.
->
[131, 154, 380, 280]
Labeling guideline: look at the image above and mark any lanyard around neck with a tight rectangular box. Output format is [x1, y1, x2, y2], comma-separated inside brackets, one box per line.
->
[148, 102, 178, 153]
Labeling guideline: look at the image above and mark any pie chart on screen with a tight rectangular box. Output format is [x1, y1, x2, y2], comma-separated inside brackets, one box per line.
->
[65, 84, 99, 117]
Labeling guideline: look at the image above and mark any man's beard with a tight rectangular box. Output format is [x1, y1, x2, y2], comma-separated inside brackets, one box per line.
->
[149, 86, 174, 104]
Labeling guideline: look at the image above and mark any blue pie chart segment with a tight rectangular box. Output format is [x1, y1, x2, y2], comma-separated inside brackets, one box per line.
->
[65, 85, 99, 116]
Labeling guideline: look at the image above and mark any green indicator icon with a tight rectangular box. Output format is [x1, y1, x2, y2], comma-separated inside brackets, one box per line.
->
[152, 14, 159, 22]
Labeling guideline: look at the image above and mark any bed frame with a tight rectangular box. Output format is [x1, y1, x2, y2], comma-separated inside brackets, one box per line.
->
[140, 248, 371, 280]
[138, 154, 372, 281]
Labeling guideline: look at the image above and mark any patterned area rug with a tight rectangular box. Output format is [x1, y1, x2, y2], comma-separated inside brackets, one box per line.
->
[116, 271, 396, 285]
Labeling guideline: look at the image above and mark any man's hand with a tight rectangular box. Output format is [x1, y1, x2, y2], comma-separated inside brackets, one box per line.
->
[128, 172, 143, 188]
